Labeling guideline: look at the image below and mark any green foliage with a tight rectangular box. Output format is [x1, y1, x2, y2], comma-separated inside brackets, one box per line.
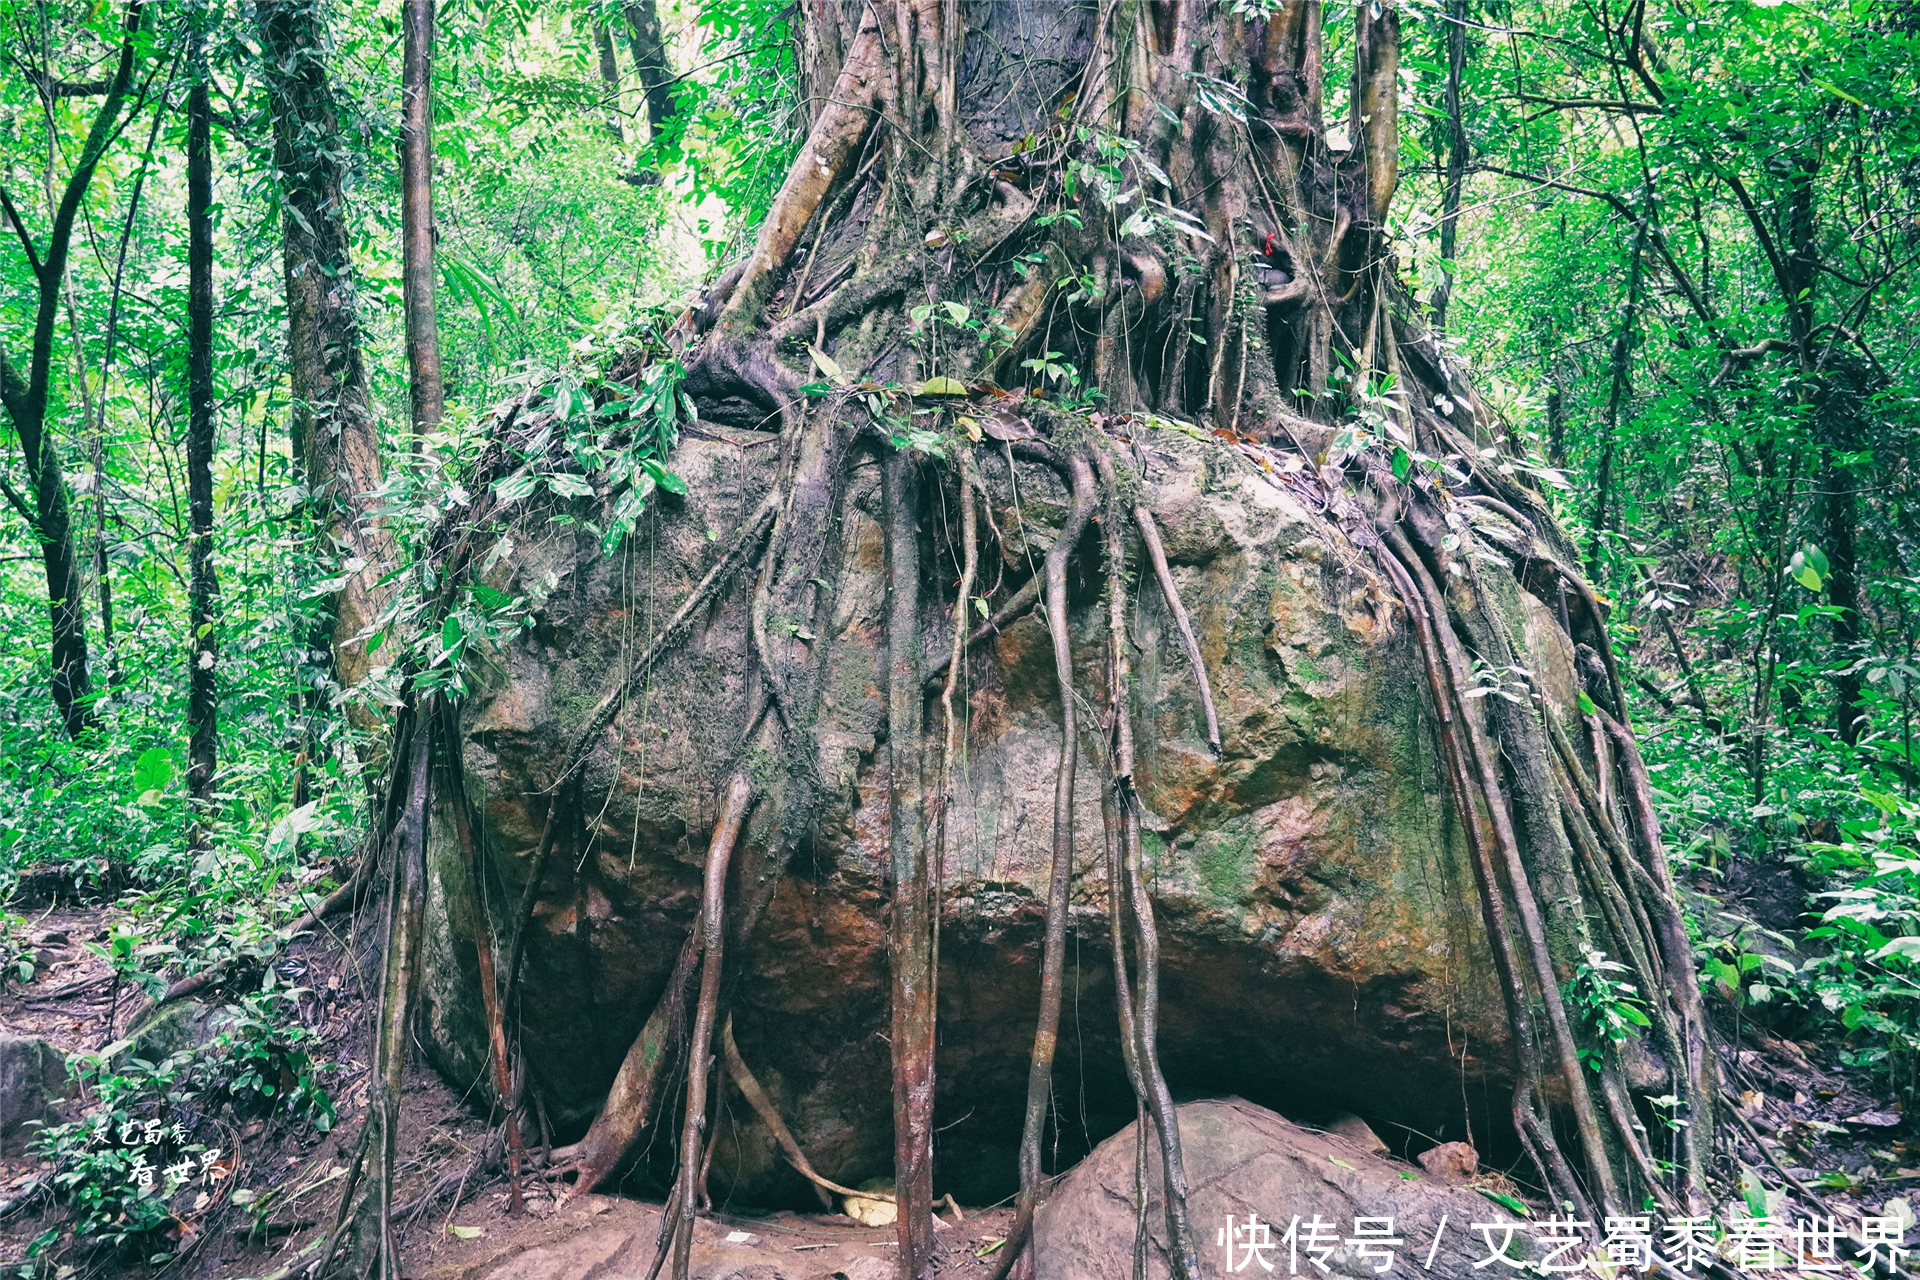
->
[209, 987, 336, 1130]
[1564, 948, 1651, 1070]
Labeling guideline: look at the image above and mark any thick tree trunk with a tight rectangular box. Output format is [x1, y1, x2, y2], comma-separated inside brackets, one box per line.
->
[259, 0, 398, 692]
[186, 43, 218, 849]
[401, 0, 444, 433]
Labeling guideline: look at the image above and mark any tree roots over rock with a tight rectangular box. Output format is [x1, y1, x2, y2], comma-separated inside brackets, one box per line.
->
[325, 3, 1730, 1277]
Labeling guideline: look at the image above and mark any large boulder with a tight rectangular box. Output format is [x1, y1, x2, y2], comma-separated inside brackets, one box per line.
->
[1033, 1098, 1541, 1280]
[417, 428, 1583, 1203]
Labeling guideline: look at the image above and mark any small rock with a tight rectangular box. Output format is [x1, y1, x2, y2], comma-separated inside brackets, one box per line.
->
[724, 1230, 759, 1244]
[842, 1180, 896, 1228]
[1417, 1141, 1479, 1184]
[1326, 1112, 1389, 1155]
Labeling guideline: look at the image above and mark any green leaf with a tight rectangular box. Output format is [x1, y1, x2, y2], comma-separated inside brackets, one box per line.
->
[1578, 691, 1597, 715]
[1475, 1188, 1530, 1217]
[547, 473, 595, 499]
[493, 469, 541, 502]
[133, 748, 173, 800]
[915, 376, 969, 397]
[1391, 445, 1411, 482]
[641, 459, 687, 495]
[942, 301, 971, 325]
[448, 1224, 483, 1240]
[1741, 1164, 1769, 1220]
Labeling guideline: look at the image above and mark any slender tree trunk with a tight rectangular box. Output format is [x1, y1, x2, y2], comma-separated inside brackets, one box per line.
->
[1589, 219, 1647, 579]
[0, 1, 146, 737]
[259, 0, 399, 693]
[186, 38, 219, 850]
[623, 0, 675, 136]
[1823, 420, 1866, 745]
[401, 0, 443, 433]
[594, 22, 625, 143]
[1430, 0, 1468, 331]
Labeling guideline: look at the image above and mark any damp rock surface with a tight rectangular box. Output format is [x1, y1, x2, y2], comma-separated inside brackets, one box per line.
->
[418, 430, 1582, 1205]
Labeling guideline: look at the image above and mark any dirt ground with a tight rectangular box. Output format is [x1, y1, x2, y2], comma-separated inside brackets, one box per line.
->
[0, 879, 1912, 1279]
[0, 897, 1017, 1279]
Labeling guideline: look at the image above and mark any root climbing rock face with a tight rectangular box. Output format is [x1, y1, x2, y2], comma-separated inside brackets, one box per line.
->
[419, 429, 1582, 1203]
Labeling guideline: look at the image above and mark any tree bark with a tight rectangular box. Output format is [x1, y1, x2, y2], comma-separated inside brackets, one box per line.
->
[186, 33, 218, 851]
[401, 0, 444, 433]
[260, 0, 399, 693]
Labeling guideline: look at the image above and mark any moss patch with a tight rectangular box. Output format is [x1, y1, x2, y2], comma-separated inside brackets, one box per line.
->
[1192, 819, 1258, 902]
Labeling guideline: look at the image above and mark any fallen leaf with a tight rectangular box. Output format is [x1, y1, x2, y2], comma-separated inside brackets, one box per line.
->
[982, 412, 1036, 442]
[1329, 1156, 1356, 1170]
[1849, 1112, 1904, 1128]
[914, 376, 969, 397]
[448, 1224, 484, 1240]
[808, 345, 848, 385]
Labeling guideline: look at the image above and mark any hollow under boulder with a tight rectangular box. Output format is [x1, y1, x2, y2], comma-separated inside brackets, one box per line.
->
[414, 427, 1581, 1205]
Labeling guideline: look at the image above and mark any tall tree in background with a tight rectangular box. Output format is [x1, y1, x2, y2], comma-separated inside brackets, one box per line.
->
[186, 9, 218, 848]
[622, 0, 674, 137]
[401, 0, 443, 433]
[259, 0, 397, 694]
[0, 2, 148, 736]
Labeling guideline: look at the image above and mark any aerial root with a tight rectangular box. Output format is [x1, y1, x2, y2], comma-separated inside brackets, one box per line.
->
[553, 926, 700, 1197]
[441, 698, 527, 1214]
[1387, 522, 1623, 1213]
[645, 771, 753, 1280]
[1094, 447, 1200, 1280]
[1132, 505, 1221, 757]
[720, 1018, 848, 1209]
[320, 708, 436, 1280]
[883, 446, 937, 1274]
[561, 492, 780, 784]
[1374, 538, 1587, 1215]
[993, 450, 1097, 1280]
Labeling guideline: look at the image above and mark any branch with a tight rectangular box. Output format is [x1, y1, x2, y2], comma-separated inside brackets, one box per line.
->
[0, 185, 42, 279]
[1473, 163, 1721, 340]
[1709, 337, 1791, 388]
[21, 70, 111, 99]
[1510, 93, 1660, 115]
[0, 471, 38, 535]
